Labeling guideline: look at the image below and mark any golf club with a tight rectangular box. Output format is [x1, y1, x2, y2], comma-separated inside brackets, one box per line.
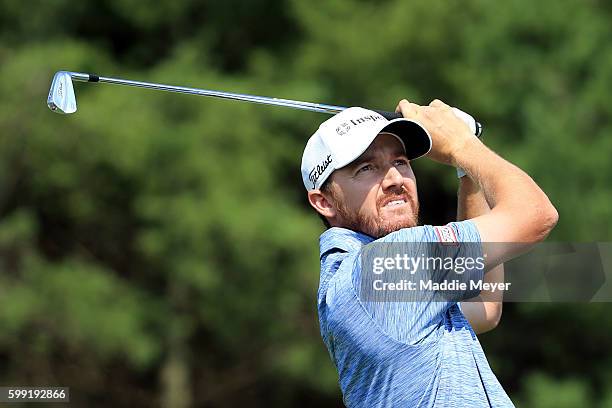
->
[47, 71, 483, 136]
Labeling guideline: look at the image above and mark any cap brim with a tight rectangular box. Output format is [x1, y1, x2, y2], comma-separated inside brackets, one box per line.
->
[380, 118, 432, 160]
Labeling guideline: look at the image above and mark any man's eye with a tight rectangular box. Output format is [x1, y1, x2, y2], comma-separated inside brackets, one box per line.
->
[394, 159, 409, 166]
[357, 164, 373, 174]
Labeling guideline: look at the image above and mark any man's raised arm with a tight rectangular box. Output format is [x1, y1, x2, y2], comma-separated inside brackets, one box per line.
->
[396, 99, 558, 269]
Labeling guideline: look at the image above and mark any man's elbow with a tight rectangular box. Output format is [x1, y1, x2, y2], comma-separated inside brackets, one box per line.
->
[488, 306, 503, 331]
[530, 201, 559, 242]
[510, 197, 558, 243]
[477, 303, 503, 334]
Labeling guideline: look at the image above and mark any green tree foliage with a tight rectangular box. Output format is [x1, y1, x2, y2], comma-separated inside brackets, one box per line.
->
[1, 0, 611, 406]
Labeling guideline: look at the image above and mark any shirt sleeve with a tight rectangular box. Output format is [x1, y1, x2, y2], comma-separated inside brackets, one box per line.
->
[446, 220, 482, 242]
[352, 221, 485, 344]
[428, 221, 485, 301]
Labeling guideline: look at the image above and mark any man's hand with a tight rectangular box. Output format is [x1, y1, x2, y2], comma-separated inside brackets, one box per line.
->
[395, 99, 474, 166]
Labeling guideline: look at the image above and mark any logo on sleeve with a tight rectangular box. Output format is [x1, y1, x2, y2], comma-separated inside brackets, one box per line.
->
[434, 225, 459, 246]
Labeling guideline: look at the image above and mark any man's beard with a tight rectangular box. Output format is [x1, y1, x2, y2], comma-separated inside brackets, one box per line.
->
[333, 193, 419, 239]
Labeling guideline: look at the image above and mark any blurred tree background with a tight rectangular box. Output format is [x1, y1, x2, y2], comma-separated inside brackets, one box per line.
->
[1, 0, 612, 406]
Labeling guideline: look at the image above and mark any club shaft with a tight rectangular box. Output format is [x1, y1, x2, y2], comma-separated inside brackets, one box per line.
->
[63, 71, 483, 136]
[68, 72, 345, 115]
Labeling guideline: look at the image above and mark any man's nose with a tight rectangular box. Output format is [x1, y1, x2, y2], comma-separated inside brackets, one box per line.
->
[381, 166, 404, 191]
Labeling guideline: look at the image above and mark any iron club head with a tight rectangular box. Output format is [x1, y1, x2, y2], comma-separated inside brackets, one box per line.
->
[47, 71, 77, 114]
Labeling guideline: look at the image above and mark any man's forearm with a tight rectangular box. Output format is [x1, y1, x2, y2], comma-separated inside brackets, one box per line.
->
[457, 176, 489, 221]
[458, 176, 504, 333]
[454, 138, 551, 217]
[453, 137, 558, 245]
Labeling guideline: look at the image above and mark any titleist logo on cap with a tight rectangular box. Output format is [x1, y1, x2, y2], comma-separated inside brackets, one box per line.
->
[309, 154, 332, 188]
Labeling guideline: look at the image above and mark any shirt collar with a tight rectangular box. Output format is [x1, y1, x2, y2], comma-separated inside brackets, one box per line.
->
[319, 227, 374, 258]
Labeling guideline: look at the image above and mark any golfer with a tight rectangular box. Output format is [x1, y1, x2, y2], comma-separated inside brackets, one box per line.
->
[301, 99, 558, 407]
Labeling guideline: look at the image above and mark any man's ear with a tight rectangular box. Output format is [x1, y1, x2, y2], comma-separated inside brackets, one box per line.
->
[308, 190, 337, 219]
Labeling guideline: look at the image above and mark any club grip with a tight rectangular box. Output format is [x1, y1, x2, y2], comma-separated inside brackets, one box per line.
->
[373, 108, 483, 137]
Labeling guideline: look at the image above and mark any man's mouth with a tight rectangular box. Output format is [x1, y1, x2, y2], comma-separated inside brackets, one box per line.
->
[384, 199, 406, 208]
[380, 196, 408, 209]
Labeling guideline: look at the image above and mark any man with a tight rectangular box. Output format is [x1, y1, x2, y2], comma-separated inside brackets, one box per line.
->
[300, 100, 558, 407]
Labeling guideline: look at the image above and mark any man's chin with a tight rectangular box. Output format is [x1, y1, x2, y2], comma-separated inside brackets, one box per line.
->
[347, 214, 418, 239]
[373, 217, 418, 237]
[334, 204, 419, 238]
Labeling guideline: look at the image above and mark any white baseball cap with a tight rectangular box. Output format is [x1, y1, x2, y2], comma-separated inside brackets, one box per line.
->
[301, 107, 432, 191]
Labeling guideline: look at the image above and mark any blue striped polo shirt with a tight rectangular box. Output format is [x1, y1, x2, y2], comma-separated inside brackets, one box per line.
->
[317, 221, 514, 407]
